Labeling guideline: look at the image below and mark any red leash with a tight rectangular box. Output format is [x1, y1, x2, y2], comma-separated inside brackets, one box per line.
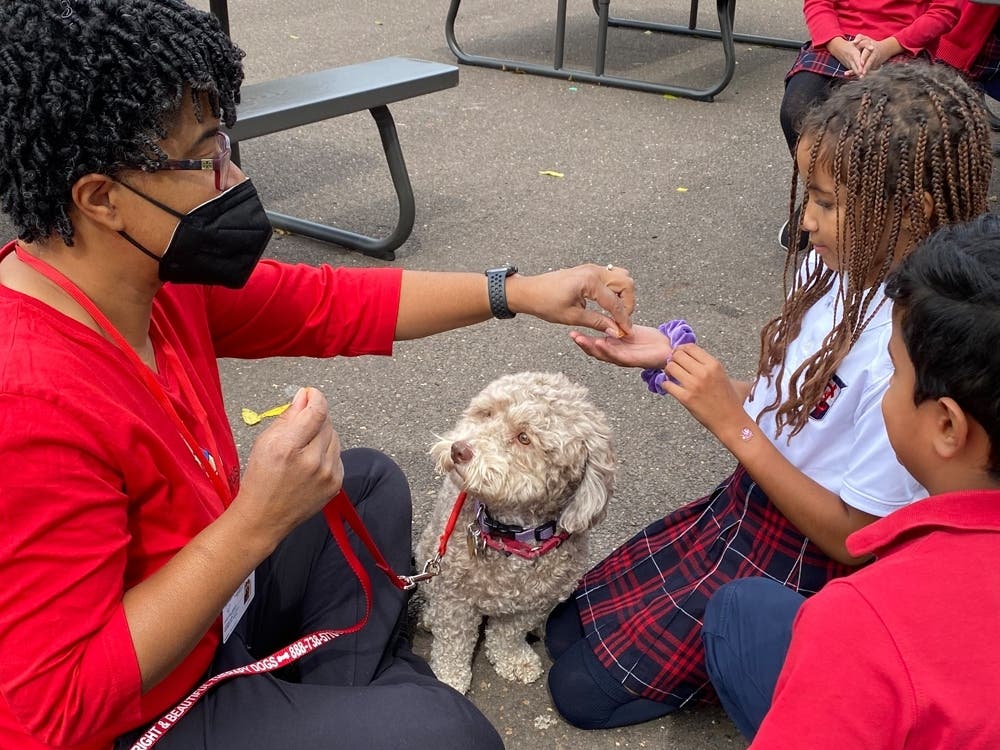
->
[134, 490, 494, 747]
[437, 489, 469, 558]
[129, 490, 410, 750]
[402, 490, 470, 585]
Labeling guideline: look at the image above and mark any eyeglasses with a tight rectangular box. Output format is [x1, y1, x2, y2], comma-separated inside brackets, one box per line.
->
[153, 131, 233, 191]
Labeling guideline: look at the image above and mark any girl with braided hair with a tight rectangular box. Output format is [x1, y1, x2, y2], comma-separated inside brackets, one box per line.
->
[544, 61, 993, 730]
[776, 0, 962, 252]
[0, 2, 637, 749]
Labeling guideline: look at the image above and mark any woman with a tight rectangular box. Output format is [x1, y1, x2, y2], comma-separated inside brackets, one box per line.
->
[0, 2, 635, 749]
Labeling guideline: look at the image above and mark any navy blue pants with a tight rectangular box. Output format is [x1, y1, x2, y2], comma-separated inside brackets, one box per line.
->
[702, 577, 805, 740]
[545, 598, 678, 729]
[780, 71, 841, 154]
[116, 448, 502, 750]
[986, 77, 1000, 102]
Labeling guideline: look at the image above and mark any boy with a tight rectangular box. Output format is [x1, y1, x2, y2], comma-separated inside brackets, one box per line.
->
[702, 212, 1000, 747]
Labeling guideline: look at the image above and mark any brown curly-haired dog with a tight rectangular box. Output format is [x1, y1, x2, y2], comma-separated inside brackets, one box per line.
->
[417, 372, 615, 694]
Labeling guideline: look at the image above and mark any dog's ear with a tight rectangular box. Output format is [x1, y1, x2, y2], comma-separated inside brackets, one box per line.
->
[558, 423, 615, 534]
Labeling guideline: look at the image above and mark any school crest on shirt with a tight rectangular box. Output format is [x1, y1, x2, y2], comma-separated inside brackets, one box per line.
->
[809, 374, 847, 421]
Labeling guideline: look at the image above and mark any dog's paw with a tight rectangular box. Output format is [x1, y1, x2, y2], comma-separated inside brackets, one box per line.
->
[490, 647, 544, 685]
[431, 659, 473, 695]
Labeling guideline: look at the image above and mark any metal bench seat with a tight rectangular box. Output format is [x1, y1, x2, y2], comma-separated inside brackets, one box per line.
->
[226, 57, 459, 261]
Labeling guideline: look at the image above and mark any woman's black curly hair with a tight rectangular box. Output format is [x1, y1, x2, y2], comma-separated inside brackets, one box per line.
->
[0, 0, 245, 244]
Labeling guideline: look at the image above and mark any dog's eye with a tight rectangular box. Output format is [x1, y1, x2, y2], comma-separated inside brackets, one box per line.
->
[516, 432, 532, 445]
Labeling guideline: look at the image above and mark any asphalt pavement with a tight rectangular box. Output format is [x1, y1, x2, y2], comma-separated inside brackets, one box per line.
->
[5, 0, 998, 747]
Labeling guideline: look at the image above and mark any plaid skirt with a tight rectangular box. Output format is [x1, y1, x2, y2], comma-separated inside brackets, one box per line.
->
[970, 27, 1000, 83]
[786, 37, 918, 81]
[574, 465, 853, 706]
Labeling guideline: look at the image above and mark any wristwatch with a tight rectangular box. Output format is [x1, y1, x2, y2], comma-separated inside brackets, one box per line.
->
[485, 265, 518, 319]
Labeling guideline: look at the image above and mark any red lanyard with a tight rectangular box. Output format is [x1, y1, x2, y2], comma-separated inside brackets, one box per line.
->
[8, 245, 414, 746]
[13, 244, 232, 506]
[127, 491, 408, 750]
[150, 319, 230, 501]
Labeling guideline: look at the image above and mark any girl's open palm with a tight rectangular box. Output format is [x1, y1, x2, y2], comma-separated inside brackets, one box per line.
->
[569, 324, 674, 369]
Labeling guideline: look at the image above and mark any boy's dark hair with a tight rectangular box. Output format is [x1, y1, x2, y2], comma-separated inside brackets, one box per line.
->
[756, 61, 992, 438]
[0, 0, 245, 244]
[886, 213, 1000, 480]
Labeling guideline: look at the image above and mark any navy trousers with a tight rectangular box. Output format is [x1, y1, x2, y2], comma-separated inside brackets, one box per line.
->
[701, 577, 805, 741]
[116, 447, 502, 750]
[780, 71, 837, 155]
[544, 598, 678, 729]
[986, 77, 1000, 102]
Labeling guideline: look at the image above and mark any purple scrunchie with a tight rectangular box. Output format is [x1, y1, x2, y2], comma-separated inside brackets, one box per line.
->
[640, 319, 697, 394]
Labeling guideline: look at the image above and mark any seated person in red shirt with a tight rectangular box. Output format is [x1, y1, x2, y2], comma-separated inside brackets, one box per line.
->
[777, 0, 961, 251]
[702, 212, 1000, 748]
[781, 0, 962, 153]
[936, 0, 1000, 151]
[0, 2, 636, 750]
[936, 0, 1000, 101]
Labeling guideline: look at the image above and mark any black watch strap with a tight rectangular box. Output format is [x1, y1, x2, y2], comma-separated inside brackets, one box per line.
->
[485, 265, 518, 319]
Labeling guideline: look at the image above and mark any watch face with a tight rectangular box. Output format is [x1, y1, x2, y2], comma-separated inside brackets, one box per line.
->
[487, 265, 517, 276]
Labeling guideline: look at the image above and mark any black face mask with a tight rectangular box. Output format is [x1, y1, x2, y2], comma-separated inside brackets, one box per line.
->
[117, 179, 273, 289]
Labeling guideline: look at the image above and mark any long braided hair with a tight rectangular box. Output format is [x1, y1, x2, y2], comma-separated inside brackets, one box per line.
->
[0, 0, 245, 245]
[756, 61, 992, 439]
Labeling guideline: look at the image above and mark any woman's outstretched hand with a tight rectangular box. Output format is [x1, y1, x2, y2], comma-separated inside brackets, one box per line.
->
[508, 263, 635, 337]
[569, 324, 675, 369]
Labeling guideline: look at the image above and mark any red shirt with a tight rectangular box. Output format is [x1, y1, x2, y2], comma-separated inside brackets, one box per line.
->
[0, 242, 402, 750]
[752, 488, 1000, 749]
[804, 0, 962, 54]
[936, 1, 1000, 70]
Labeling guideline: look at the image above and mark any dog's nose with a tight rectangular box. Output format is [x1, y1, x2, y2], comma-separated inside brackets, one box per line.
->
[451, 440, 474, 464]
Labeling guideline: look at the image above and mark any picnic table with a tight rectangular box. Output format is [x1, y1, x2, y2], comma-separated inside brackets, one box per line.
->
[446, 0, 805, 101]
[207, 0, 458, 260]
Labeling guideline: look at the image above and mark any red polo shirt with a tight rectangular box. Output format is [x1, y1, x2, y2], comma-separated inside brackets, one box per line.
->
[752, 488, 1000, 748]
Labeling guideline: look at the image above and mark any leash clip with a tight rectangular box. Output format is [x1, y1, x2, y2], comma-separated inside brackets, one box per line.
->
[399, 556, 442, 590]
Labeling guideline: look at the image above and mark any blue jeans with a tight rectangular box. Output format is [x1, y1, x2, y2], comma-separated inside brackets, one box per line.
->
[702, 578, 805, 740]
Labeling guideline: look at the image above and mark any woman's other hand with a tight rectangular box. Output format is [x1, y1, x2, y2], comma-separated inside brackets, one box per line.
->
[507, 263, 635, 337]
[234, 386, 344, 545]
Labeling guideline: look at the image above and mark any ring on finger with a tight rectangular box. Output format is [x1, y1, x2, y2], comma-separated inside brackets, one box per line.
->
[606, 263, 614, 271]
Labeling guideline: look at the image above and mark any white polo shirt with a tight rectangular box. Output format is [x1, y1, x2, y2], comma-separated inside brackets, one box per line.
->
[745, 263, 926, 517]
